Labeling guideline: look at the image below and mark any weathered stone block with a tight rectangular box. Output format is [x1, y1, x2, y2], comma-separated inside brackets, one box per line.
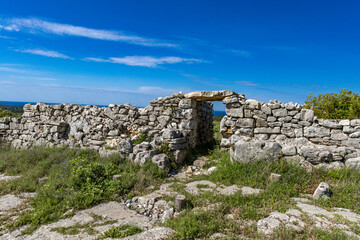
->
[300, 109, 314, 122]
[226, 107, 244, 118]
[231, 140, 282, 163]
[304, 126, 330, 138]
[152, 154, 170, 170]
[245, 99, 261, 110]
[282, 146, 297, 156]
[254, 127, 281, 134]
[261, 105, 272, 115]
[272, 109, 287, 117]
[236, 118, 255, 128]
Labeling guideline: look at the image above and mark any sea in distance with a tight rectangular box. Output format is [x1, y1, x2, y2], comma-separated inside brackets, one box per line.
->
[0, 101, 226, 116]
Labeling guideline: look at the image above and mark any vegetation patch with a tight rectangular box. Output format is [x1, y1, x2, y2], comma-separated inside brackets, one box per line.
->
[0, 108, 21, 118]
[166, 144, 360, 239]
[132, 132, 151, 145]
[305, 89, 360, 119]
[0, 145, 167, 233]
[97, 224, 142, 239]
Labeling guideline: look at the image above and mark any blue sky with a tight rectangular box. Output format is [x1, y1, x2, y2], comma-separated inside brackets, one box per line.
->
[0, 0, 359, 110]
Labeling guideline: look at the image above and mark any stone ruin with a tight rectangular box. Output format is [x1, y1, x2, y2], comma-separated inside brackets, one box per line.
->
[0, 90, 360, 171]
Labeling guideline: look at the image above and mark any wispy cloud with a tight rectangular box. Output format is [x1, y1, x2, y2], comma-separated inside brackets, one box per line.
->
[0, 64, 47, 75]
[10, 75, 57, 81]
[0, 18, 178, 48]
[0, 65, 28, 73]
[0, 81, 18, 85]
[40, 83, 179, 96]
[19, 49, 71, 59]
[0, 35, 15, 39]
[84, 56, 204, 67]
[235, 80, 259, 86]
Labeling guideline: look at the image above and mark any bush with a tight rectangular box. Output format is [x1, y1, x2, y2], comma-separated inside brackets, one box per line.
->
[0, 108, 20, 118]
[304, 89, 360, 119]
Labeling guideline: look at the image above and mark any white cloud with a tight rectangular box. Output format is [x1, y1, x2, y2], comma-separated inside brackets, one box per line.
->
[1, 18, 177, 48]
[83, 57, 107, 63]
[0, 81, 18, 85]
[40, 83, 179, 96]
[0, 66, 28, 73]
[0, 35, 14, 39]
[235, 81, 259, 86]
[84, 56, 203, 67]
[10, 75, 57, 81]
[0, 64, 50, 75]
[19, 49, 71, 59]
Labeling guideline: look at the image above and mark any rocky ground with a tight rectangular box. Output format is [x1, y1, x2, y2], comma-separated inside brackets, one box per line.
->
[1, 156, 360, 240]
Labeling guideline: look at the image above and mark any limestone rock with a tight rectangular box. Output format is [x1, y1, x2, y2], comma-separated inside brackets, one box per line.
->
[184, 90, 238, 101]
[269, 173, 282, 182]
[257, 217, 280, 235]
[231, 140, 282, 163]
[345, 157, 360, 169]
[118, 138, 133, 154]
[134, 150, 158, 165]
[313, 182, 332, 199]
[152, 154, 170, 170]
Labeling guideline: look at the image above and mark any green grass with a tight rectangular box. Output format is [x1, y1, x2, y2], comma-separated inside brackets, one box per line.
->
[51, 218, 117, 236]
[0, 144, 167, 233]
[213, 116, 223, 145]
[166, 146, 360, 239]
[97, 225, 142, 239]
[132, 132, 151, 145]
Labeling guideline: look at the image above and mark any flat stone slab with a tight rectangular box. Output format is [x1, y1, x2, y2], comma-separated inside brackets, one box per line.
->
[241, 186, 263, 195]
[185, 180, 217, 195]
[297, 203, 360, 223]
[86, 202, 152, 228]
[2, 201, 156, 240]
[184, 90, 238, 101]
[0, 174, 21, 182]
[121, 227, 175, 240]
[0, 194, 24, 211]
[257, 201, 360, 236]
[217, 185, 241, 196]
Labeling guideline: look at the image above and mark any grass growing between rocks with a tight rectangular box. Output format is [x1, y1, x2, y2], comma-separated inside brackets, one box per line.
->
[97, 225, 142, 239]
[0, 144, 167, 234]
[166, 146, 360, 239]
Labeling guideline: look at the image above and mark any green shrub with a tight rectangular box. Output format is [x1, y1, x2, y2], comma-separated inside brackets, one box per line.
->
[304, 89, 360, 119]
[0, 145, 167, 232]
[0, 108, 21, 118]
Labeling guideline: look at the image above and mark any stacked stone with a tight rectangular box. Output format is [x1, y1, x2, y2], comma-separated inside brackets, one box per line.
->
[3, 102, 139, 150]
[197, 101, 214, 145]
[0, 92, 214, 170]
[224, 98, 360, 167]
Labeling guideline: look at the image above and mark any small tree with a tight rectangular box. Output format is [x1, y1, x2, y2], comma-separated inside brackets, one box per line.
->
[304, 89, 360, 119]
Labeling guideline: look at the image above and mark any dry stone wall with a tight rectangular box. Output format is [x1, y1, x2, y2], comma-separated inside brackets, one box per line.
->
[0, 93, 214, 169]
[1, 89, 360, 170]
[220, 95, 360, 169]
